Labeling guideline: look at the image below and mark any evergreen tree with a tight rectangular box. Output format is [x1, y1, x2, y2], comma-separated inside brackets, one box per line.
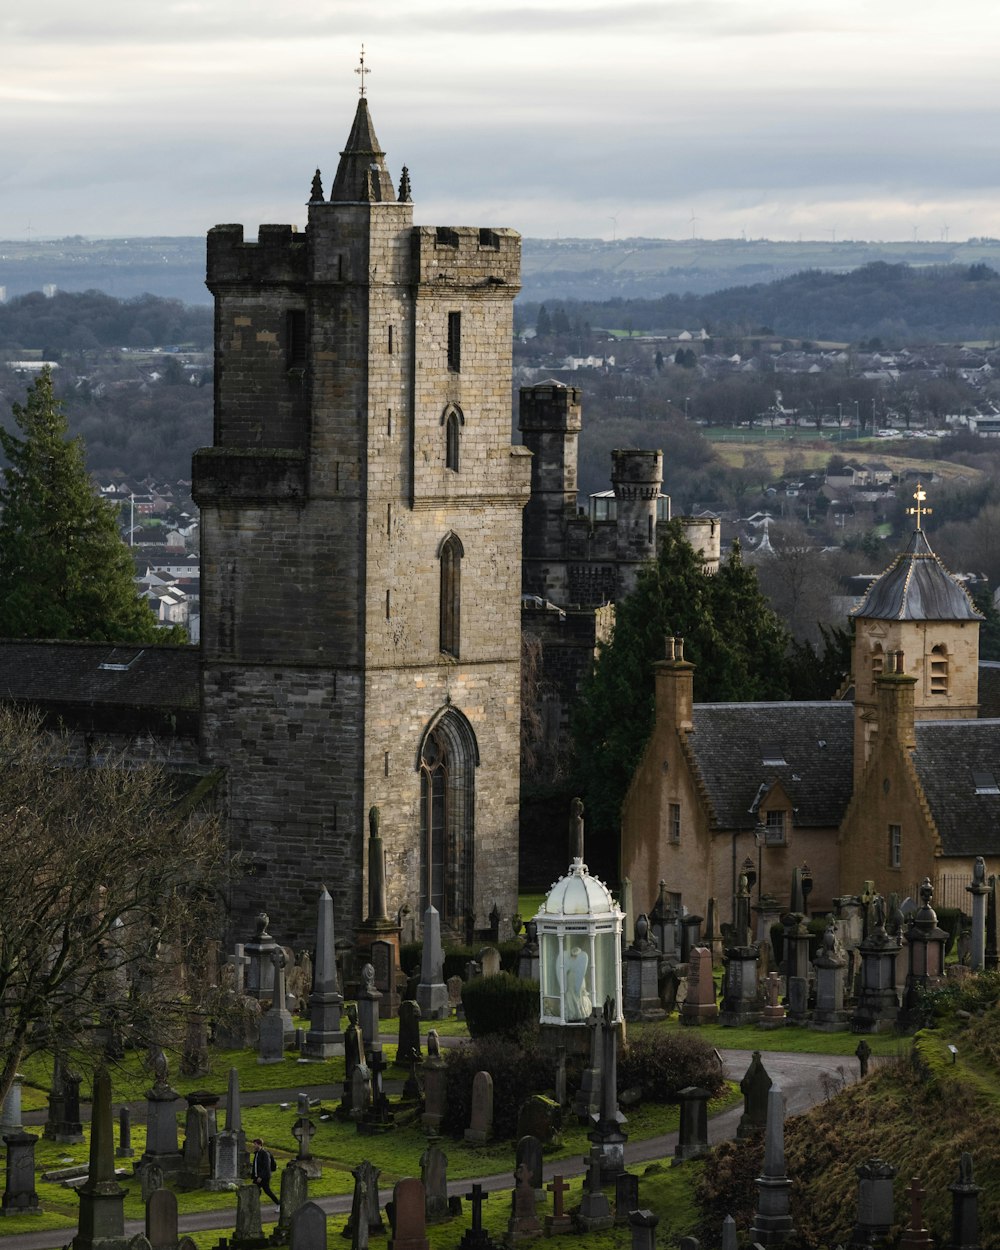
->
[535, 305, 551, 338]
[571, 521, 791, 835]
[0, 370, 179, 643]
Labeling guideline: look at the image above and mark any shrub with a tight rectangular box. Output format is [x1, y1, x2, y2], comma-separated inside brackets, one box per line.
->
[617, 1029, 726, 1103]
[398, 940, 522, 980]
[442, 1032, 555, 1140]
[461, 972, 539, 1039]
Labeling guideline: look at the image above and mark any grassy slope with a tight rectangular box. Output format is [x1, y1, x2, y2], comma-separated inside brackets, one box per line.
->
[697, 1007, 1000, 1249]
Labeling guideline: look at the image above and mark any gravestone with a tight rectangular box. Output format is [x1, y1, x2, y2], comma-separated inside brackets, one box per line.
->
[141, 1166, 164, 1205]
[146, 1187, 178, 1250]
[457, 1184, 491, 1250]
[679, 948, 718, 1023]
[223, 1066, 248, 1177]
[545, 1176, 572, 1235]
[518, 921, 539, 982]
[748, 1088, 794, 1246]
[304, 885, 345, 1059]
[855, 1039, 872, 1078]
[245, 913, 278, 1000]
[1, 1130, 40, 1214]
[850, 1159, 897, 1247]
[339, 1005, 366, 1120]
[388, 1178, 429, 1250]
[290, 1200, 327, 1250]
[350, 1064, 372, 1124]
[737, 1052, 772, 1139]
[721, 1214, 737, 1250]
[205, 1129, 240, 1191]
[590, 998, 628, 1181]
[357, 965, 382, 1051]
[759, 971, 785, 1027]
[479, 947, 502, 979]
[786, 974, 809, 1023]
[346, 1161, 384, 1238]
[396, 1001, 422, 1068]
[464, 1072, 493, 1144]
[948, 1153, 980, 1250]
[0, 1076, 23, 1136]
[47, 1061, 84, 1145]
[812, 924, 849, 1030]
[516, 1136, 544, 1201]
[673, 1088, 710, 1163]
[416, 907, 449, 1019]
[507, 1162, 541, 1240]
[234, 1183, 264, 1243]
[75, 1067, 127, 1250]
[181, 1103, 210, 1187]
[421, 1031, 447, 1134]
[624, 915, 665, 1022]
[358, 1046, 393, 1135]
[628, 1210, 659, 1250]
[572, 1007, 603, 1122]
[898, 1177, 932, 1250]
[293, 1107, 322, 1179]
[116, 1107, 134, 1159]
[615, 1172, 640, 1227]
[277, 1163, 310, 1241]
[419, 1144, 450, 1224]
[577, 1146, 613, 1231]
[371, 940, 400, 1020]
[446, 976, 464, 1015]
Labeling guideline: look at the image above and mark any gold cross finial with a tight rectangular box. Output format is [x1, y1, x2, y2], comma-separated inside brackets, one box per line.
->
[355, 45, 370, 97]
[906, 482, 932, 530]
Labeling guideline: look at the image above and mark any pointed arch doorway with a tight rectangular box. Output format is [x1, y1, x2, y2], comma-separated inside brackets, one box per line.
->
[417, 706, 478, 933]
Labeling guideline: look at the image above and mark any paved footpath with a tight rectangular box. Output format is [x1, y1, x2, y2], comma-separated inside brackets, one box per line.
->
[3, 1048, 866, 1250]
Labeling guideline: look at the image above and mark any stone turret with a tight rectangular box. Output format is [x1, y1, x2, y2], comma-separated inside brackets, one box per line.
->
[519, 381, 583, 601]
[611, 449, 663, 597]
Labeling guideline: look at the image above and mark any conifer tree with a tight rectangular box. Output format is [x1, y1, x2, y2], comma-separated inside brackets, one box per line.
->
[0, 369, 177, 642]
[572, 521, 790, 834]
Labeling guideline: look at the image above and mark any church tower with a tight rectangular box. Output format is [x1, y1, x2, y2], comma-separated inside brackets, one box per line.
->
[850, 497, 982, 781]
[193, 92, 530, 945]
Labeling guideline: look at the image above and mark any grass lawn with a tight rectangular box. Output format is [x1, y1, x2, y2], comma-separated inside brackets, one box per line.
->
[630, 1016, 906, 1058]
[0, 1071, 738, 1240]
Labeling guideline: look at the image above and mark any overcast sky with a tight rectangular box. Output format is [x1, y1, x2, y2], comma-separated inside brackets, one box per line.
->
[3, 0, 999, 243]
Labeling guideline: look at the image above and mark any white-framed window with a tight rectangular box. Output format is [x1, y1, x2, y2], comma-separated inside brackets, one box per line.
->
[764, 809, 786, 846]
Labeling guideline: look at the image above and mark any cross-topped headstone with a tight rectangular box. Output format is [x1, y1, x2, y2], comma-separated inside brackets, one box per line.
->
[898, 1177, 932, 1250]
[355, 46, 370, 98]
[465, 1183, 487, 1233]
[547, 1176, 569, 1222]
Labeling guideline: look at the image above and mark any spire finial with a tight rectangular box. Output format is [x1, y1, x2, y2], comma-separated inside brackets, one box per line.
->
[906, 482, 932, 530]
[355, 44, 370, 97]
[309, 169, 324, 203]
[398, 165, 412, 203]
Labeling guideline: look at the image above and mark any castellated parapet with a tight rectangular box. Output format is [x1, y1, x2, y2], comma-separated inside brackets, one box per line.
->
[195, 99, 529, 948]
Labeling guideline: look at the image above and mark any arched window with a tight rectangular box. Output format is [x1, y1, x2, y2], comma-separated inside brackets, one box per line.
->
[439, 533, 463, 657]
[441, 404, 464, 472]
[418, 706, 479, 928]
[930, 644, 948, 694]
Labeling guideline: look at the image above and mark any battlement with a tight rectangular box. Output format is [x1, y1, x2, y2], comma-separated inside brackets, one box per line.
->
[207, 224, 308, 288]
[519, 381, 583, 433]
[412, 226, 520, 289]
[612, 449, 663, 500]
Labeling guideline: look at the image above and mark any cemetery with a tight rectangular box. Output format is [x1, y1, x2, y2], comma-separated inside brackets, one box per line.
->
[3, 815, 1000, 1250]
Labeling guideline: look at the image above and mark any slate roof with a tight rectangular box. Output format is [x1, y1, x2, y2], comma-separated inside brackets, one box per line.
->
[0, 640, 199, 713]
[329, 97, 397, 204]
[979, 663, 1000, 719]
[688, 702, 854, 831]
[850, 529, 982, 622]
[913, 720, 1000, 856]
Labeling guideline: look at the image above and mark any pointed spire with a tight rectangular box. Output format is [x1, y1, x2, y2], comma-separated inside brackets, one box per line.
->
[329, 98, 396, 204]
[309, 169, 324, 203]
[397, 166, 412, 203]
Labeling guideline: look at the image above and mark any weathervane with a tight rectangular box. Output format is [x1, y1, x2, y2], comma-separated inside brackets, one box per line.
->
[355, 45, 370, 97]
[906, 482, 932, 530]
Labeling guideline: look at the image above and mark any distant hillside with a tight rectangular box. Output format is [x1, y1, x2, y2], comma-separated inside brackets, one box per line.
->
[523, 261, 1000, 344]
[5, 234, 1000, 310]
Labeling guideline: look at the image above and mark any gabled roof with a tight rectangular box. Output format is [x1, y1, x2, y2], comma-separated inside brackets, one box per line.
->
[329, 98, 397, 204]
[913, 720, 1000, 856]
[850, 529, 983, 622]
[0, 640, 198, 714]
[688, 702, 854, 831]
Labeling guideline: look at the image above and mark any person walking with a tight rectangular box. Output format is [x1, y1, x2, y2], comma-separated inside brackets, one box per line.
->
[251, 1137, 279, 1204]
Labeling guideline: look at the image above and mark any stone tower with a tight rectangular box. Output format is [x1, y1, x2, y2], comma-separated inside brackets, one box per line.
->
[193, 96, 530, 945]
[850, 525, 982, 780]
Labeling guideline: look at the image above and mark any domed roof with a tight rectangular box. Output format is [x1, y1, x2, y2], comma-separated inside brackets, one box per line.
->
[850, 529, 983, 623]
[537, 858, 620, 919]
